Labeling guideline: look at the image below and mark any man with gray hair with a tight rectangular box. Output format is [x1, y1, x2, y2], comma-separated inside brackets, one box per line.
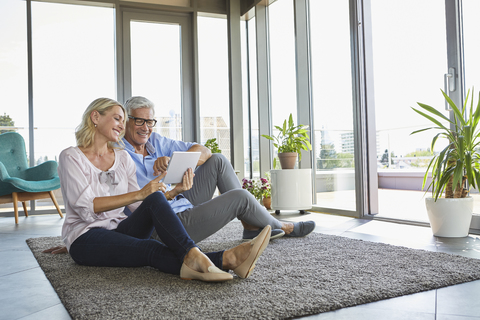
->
[121, 96, 315, 243]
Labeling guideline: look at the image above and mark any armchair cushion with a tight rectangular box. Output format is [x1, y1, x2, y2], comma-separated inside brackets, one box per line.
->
[1, 176, 60, 194]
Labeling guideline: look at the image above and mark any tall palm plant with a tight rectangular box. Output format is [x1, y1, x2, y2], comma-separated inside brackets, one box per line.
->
[411, 88, 480, 201]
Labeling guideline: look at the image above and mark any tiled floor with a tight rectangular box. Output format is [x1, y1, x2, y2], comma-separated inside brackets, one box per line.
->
[1, 212, 480, 320]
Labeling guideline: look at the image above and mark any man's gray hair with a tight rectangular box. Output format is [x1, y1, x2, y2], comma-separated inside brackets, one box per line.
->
[124, 96, 155, 116]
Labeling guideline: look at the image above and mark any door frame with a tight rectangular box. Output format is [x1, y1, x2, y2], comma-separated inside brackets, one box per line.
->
[117, 8, 197, 142]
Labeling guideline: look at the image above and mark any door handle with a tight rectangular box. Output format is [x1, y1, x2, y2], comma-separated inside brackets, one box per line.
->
[444, 67, 456, 110]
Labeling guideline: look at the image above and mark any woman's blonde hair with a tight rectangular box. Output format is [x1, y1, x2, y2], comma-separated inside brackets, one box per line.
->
[75, 98, 127, 149]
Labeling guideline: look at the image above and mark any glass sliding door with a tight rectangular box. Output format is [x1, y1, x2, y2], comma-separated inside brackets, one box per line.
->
[370, 0, 448, 222]
[123, 11, 193, 141]
[310, 0, 357, 212]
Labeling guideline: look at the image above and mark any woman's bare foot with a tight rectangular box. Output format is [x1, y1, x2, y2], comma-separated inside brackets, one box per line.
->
[222, 242, 253, 270]
[183, 247, 215, 273]
[281, 222, 294, 235]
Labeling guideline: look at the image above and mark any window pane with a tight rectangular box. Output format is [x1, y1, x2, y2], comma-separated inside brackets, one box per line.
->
[463, 0, 480, 214]
[130, 20, 182, 140]
[0, 0, 27, 134]
[371, 0, 448, 222]
[310, 0, 356, 211]
[463, 1, 480, 94]
[0, 0, 28, 214]
[197, 16, 230, 161]
[241, 19, 250, 177]
[248, 18, 260, 178]
[243, 17, 260, 178]
[32, 2, 115, 211]
[268, 0, 297, 162]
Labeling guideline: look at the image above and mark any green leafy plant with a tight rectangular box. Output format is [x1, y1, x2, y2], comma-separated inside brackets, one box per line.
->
[205, 138, 221, 153]
[261, 113, 312, 166]
[411, 88, 480, 201]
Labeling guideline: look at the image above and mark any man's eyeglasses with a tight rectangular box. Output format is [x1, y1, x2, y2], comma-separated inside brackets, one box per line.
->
[128, 116, 157, 128]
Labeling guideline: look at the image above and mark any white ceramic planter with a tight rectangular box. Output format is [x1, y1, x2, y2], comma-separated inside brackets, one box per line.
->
[425, 197, 474, 237]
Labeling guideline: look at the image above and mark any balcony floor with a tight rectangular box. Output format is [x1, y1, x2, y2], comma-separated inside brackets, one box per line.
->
[316, 188, 480, 222]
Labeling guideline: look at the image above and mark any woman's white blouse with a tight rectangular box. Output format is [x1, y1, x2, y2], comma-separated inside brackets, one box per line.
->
[58, 147, 141, 251]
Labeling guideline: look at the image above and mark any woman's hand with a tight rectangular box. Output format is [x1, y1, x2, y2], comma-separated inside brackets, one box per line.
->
[138, 171, 168, 200]
[93, 171, 169, 213]
[42, 246, 68, 254]
[172, 168, 195, 194]
[153, 156, 170, 176]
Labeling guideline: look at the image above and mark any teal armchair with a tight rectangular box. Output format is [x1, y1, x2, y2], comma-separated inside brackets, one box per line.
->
[0, 132, 63, 223]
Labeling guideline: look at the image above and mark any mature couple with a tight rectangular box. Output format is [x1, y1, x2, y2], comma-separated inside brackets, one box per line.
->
[46, 96, 315, 282]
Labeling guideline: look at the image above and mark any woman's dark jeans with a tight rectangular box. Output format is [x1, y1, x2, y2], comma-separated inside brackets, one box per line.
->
[69, 192, 224, 275]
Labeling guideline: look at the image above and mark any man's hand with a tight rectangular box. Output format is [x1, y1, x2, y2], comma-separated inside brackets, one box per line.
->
[153, 156, 170, 176]
[172, 168, 195, 194]
[42, 246, 68, 254]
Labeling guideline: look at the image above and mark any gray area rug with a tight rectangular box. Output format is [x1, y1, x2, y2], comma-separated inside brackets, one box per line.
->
[27, 221, 480, 320]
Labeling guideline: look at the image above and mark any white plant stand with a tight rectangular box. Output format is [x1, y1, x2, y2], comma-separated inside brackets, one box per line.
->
[271, 169, 312, 215]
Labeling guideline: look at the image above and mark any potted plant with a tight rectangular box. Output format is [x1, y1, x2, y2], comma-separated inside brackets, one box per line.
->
[261, 113, 312, 169]
[411, 88, 479, 237]
[260, 172, 272, 209]
[241, 172, 272, 209]
[205, 138, 221, 154]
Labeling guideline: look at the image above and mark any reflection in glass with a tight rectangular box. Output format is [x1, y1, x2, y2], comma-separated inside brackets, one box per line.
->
[131, 20, 182, 140]
[310, 0, 356, 211]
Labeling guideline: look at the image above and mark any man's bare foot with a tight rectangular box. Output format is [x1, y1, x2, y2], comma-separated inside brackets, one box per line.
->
[222, 242, 253, 270]
[183, 247, 215, 273]
[281, 222, 294, 235]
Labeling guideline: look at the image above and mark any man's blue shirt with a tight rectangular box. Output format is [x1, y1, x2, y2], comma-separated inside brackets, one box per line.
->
[122, 132, 196, 214]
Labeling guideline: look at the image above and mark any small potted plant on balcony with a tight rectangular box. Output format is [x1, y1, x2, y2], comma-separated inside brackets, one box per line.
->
[261, 113, 312, 169]
[205, 138, 221, 154]
[411, 88, 479, 237]
[241, 172, 272, 209]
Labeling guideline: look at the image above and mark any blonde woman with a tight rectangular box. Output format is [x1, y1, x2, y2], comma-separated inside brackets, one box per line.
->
[55, 98, 271, 282]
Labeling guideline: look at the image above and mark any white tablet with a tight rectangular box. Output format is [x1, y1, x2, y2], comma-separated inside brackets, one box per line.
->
[162, 151, 201, 184]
